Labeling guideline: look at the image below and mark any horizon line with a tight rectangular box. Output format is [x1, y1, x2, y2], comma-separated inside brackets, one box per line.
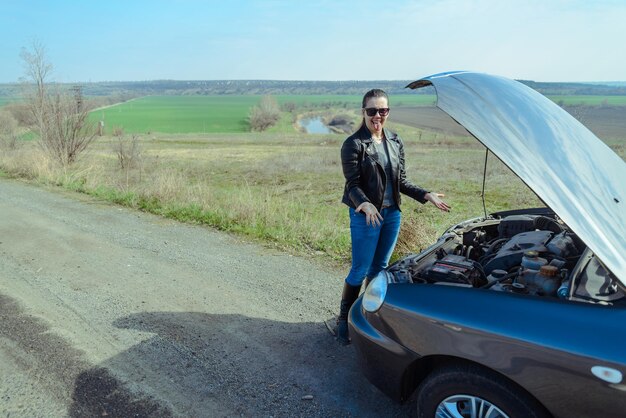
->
[2, 78, 626, 85]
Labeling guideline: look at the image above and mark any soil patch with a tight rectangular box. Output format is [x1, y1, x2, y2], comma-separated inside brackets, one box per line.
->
[393, 105, 626, 141]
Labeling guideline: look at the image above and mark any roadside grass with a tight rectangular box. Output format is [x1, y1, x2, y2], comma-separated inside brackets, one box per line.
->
[6, 95, 625, 267]
[0, 128, 548, 266]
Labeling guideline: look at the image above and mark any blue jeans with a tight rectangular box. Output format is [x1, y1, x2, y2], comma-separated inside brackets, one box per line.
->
[345, 205, 401, 286]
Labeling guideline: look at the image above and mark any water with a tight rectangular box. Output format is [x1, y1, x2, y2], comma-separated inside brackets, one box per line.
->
[299, 117, 332, 134]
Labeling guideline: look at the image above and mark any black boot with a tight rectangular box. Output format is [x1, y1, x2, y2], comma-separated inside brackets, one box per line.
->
[336, 282, 361, 345]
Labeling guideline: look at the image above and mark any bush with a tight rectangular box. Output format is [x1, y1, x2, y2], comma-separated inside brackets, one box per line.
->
[113, 126, 125, 137]
[115, 134, 141, 170]
[248, 95, 281, 132]
[21, 42, 97, 165]
[0, 111, 19, 149]
[114, 134, 143, 188]
[4, 102, 31, 126]
[281, 101, 297, 113]
[34, 91, 98, 165]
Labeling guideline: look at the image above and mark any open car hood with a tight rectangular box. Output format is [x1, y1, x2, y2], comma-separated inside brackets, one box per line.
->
[407, 71, 626, 282]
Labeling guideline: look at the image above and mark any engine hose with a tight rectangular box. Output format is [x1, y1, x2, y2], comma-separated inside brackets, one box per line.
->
[478, 252, 497, 265]
[485, 238, 508, 256]
[534, 216, 564, 234]
[471, 260, 487, 280]
[480, 271, 518, 289]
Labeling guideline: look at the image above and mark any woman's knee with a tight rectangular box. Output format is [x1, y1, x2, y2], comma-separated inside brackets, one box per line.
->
[345, 267, 368, 286]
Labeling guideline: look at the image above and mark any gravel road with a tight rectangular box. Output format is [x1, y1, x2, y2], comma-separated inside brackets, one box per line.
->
[0, 179, 411, 417]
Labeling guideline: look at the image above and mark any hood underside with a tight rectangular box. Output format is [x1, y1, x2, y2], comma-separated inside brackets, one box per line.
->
[407, 71, 626, 282]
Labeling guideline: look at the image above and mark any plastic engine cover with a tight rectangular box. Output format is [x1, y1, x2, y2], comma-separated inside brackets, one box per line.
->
[484, 230, 553, 274]
[498, 215, 537, 238]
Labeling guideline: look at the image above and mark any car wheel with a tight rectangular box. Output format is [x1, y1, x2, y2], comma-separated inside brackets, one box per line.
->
[415, 363, 550, 418]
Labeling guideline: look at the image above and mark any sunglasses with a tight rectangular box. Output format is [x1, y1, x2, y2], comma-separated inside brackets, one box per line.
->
[363, 107, 390, 117]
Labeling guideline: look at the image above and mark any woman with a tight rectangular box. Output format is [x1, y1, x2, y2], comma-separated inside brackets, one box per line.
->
[337, 88, 450, 345]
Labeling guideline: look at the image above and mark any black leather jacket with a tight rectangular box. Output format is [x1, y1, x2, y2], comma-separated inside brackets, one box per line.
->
[341, 125, 428, 210]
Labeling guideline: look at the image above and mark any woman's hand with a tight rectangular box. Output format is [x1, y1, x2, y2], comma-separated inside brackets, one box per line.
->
[356, 202, 383, 227]
[425, 192, 451, 212]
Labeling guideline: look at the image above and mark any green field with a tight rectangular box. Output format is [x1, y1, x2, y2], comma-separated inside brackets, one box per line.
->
[89, 95, 437, 134]
[0, 97, 12, 107]
[90, 96, 255, 134]
[90, 94, 626, 135]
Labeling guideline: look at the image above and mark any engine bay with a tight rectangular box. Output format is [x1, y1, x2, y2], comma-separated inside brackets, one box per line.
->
[387, 213, 623, 303]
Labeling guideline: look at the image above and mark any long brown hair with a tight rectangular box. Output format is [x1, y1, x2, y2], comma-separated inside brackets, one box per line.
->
[357, 89, 389, 131]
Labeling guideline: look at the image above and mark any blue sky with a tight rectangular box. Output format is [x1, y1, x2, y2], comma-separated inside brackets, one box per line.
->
[1, 0, 625, 83]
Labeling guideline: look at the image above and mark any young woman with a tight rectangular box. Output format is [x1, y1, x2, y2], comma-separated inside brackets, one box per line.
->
[337, 89, 450, 345]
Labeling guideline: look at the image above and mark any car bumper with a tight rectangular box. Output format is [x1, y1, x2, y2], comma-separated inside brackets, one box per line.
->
[348, 297, 420, 402]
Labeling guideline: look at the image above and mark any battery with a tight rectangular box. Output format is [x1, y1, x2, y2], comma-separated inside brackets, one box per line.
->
[422, 254, 481, 285]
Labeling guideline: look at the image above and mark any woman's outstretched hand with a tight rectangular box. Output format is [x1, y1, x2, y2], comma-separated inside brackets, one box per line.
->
[355, 202, 383, 227]
[425, 192, 451, 212]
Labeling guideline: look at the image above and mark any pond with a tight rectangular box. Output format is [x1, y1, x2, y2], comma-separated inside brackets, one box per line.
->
[298, 117, 332, 134]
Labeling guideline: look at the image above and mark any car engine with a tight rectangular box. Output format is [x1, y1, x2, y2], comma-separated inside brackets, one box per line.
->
[388, 214, 585, 298]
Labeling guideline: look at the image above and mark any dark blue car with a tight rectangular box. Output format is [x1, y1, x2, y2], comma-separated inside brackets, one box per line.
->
[349, 72, 626, 418]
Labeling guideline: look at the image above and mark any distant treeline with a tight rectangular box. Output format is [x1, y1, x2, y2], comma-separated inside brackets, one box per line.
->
[2, 78, 626, 98]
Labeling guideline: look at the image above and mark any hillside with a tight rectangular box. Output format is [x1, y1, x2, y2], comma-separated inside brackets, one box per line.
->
[2, 79, 626, 98]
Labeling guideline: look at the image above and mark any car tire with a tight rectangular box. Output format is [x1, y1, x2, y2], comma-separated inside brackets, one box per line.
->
[415, 363, 550, 418]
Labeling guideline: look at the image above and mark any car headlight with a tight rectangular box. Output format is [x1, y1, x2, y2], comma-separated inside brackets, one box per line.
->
[362, 271, 389, 313]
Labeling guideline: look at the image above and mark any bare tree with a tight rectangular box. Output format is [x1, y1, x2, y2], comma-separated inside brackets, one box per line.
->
[248, 95, 281, 131]
[115, 134, 142, 169]
[114, 134, 142, 188]
[20, 41, 97, 165]
[20, 41, 51, 138]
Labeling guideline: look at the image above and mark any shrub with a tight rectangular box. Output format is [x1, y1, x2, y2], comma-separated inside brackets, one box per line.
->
[21, 42, 97, 165]
[114, 134, 142, 188]
[113, 126, 125, 137]
[115, 134, 141, 170]
[248, 95, 281, 131]
[4, 102, 31, 126]
[281, 101, 297, 113]
[0, 111, 19, 149]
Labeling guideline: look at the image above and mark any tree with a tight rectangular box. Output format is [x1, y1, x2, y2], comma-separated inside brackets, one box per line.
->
[248, 95, 281, 132]
[20, 41, 97, 165]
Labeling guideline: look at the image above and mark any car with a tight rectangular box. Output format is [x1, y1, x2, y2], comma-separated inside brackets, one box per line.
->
[348, 71, 626, 418]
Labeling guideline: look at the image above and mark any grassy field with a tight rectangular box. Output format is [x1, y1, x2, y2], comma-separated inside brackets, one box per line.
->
[88, 94, 626, 135]
[90, 96, 254, 134]
[88, 94, 437, 134]
[0, 125, 547, 265]
[3, 95, 625, 267]
[0, 97, 13, 107]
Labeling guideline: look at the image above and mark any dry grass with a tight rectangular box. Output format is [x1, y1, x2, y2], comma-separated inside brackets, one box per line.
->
[0, 129, 562, 266]
[0, 147, 57, 180]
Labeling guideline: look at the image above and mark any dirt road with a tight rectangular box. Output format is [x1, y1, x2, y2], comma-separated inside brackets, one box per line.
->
[0, 179, 411, 417]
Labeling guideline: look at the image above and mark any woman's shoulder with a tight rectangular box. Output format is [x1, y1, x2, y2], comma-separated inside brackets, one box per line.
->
[342, 126, 367, 146]
[343, 131, 361, 144]
[341, 134, 362, 155]
[383, 127, 400, 140]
